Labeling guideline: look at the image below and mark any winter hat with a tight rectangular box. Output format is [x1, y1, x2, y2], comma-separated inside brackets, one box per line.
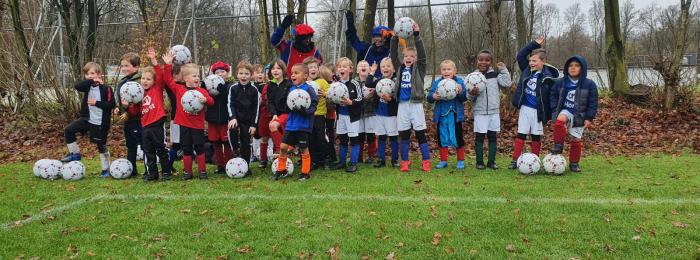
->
[211, 61, 230, 73]
[292, 24, 315, 37]
[372, 26, 391, 37]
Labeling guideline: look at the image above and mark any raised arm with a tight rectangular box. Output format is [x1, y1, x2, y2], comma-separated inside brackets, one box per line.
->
[271, 15, 295, 52]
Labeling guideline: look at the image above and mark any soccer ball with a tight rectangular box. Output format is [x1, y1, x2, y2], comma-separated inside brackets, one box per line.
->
[33, 159, 62, 180]
[465, 72, 487, 93]
[204, 74, 225, 96]
[271, 157, 294, 177]
[181, 90, 205, 114]
[327, 82, 349, 104]
[226, 157, 249, 179]
[375, 78, 395, 97]
[516, 153, 541, 175]
[119, 81, 144, 104]
[436, 78, 459, 100]
[61, 161, 85, 181]
[136, 145, 144, 161]
[287, 89, 312, 111]
[306, 80, 320, 95]
[362, 86, 375, 99]
[543, 153, 567, 175]
[109, 158, 133, 179]
[394, 17, 415, 39]
[171, 45, 192, 65]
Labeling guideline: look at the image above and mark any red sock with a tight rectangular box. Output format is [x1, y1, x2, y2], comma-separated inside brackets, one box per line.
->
[183, 155, 193, 174]
[553, 120, 567, 145]
[271, 131, 282, 154]
[277, 155, 287, 172]
[570, 140, 583, 163]
[260, 142, 268, 161]
[531, 141, 542, 156]
[439, 147, 448, 161]
[223, 144, 233, 162]
[512, 138, 525, 160]
[456, 146, 465, 161]
[196, 153, 206, 173]
[301, 152, 311, 174]
[359, 144, 365, 161]
[368, 140, 377, 157]
[214, 143, 224, 167]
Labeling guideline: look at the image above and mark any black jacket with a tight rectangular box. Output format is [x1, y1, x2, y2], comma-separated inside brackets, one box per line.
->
[75, 79, 115, 138]
[228, 82, 261, 125]
[205, 81, 231, 124]
[368, 76, 398, 117]
[266, 79, 293, 116]
[344, 79, 363, 122]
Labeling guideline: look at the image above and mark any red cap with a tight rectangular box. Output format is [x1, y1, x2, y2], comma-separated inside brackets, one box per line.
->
[211, 61, 230, 73]
[293, 24, 315, 36]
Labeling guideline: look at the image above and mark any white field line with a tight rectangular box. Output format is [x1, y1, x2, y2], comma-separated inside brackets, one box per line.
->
[4, 193, 699, 231]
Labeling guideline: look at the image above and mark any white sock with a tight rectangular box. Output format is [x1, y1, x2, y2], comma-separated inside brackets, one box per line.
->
[100, 152, 110, 171]
[67, 142, 80, 154]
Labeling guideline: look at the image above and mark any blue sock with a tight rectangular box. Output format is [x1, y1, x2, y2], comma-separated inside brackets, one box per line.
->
[391, 139, 399, 161]
[419, 143, 430, 160]
[400, 139, 410, 161]
[168, 148, 177, 164]
[350, 144, 360, 164]
[339, 145, 348, 165]
[378, 139, 386, 161]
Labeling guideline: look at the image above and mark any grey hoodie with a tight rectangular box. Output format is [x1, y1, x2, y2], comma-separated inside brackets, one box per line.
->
[471, 67, 512, 115]
[390, 34, 427, 103]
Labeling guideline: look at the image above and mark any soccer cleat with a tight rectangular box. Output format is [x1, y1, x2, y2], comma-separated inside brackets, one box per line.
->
[244, 170, 252, 178]
[364, 156, 375, 164]
[570, 163, 581, 172]
[298, 174, 310, 181]
[199, 172, 208, 180]
[400, 161, 410, 172]
[373, 160, 386, 168]
[216, 166, 226, 174]
[181, 172, 194, 180]
[144, 174, 158, 182]
[61, 153, 81, 163]
[487, 162, 499, 170]
[259, 160, 267, 169]
[129, 171, 139, 179]
[421, 160, 431, 172]
[331, 162, 347, 170]
[391, 160, 400, 167]
[346, 164, 358, 173]
[100, 170, 110, 178]
[456, 160, 465, 170]
[550, 144, 564, 155]
[435, 161, 448, 169]
[162, 172, 172, 181]
[508, 160, 518, 170]
[476, 162, 486, 170]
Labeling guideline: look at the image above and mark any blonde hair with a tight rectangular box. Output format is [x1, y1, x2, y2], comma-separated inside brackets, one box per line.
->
[302, 56, 320, 66]
[140, 66, 156, 78]
[531, 48, 547, 61]
[319, 65, 333, 82]
[236, 60, 254, 73]
[380, 57, 393, 69]
[403, 47, 417, 56]
[336, 57, 353, 68]
[82, 62, 102, 75]
[357, 60, 369, 67]
[120, 52, 140, 66]
[440, 60, 457, 70]
[180, 63, 199, 77]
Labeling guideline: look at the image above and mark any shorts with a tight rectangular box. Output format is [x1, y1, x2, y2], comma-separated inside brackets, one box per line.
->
[517, 106, 543, 135]
[473, 113, 501, 133]
[397, 102, 426, 131]
[373, 115, 398, 136]
[336, 114, 360, 137]
[282, 131, 310, 148]
[207, 123, 228, 142]
[169, 121, 181, 143]
[559, 110, 585, 139]
[359, 116, 376, 133]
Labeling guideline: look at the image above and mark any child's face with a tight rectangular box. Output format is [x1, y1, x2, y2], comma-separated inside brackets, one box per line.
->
[380, 62, 394, 78]
[337, 62, 353, 80]
[271, 64, 284, 80]
[120, 60, 138, 76]
[357, 62, 370, 77]
[290, 67, 308, 86]
[372, 36, 384, 47]
[253, 69, 264, 82]
[308, 63, 319, 80]
[403, 50, 417, 67]
[529, 55, 545, 71]
[237, 68, 251, 84]
[183, 71, 200, 88]
[215, 70, 228, 78]
[568, 61, 581, 78]
[84, 68, 102, 81]
[140, 72, 155, 89]
[440, 65, 456, 79]
[476, 53, 492, 73]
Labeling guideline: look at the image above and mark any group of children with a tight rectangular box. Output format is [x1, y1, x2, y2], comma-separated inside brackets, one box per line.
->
[60, 22, 598, 182]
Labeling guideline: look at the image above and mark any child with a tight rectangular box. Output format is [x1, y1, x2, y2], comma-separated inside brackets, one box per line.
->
[162, 51, 215, 180]
[332, 57, 363, 173]
[389, 22, 431, 172]
[427, 60, 468, 170]
[303, 57, 330, 170]
[266, 60, 293, 157]
[548, 56, 598, 172]
[256, 64, 275, 168]
[356, 60, 378, 164]
[274, 63, 318, 181]
[62, 62, 115, 178]
[206, 61, 233, 174]
[227, 61, 260, 177]
[115, 52, 142, 178]
[165, 65, 182, 175]
[251, 64, 267, 164]
[470, 50, 512, 170]
[372, 57, 400, 168]
[320, 64, 338, 164]
[509, 36, 559, 170]
[140, 48, 172, 181]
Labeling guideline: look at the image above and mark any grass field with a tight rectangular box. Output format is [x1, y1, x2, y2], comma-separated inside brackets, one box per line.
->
[1, 153, 699, 259]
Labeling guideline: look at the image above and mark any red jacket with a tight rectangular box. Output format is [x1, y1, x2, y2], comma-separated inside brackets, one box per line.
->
[140, 66, 168, 127]
[163, 64, 214, 129]
[259, 83, 272, 119]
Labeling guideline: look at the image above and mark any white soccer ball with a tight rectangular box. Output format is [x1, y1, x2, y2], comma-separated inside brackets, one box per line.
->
[271, 157, 294, 177]
[436, 78, 459, 100]
[226, 157, 249, 179]
[136, 145, 144, 160]
[109, 158, 133, 179]
[393, 17, 416, 39]
[119, 81, 145, 104]
[61, 161, 85, 181]
[287, 88, 312, 111]
[306, 80, 320, 95]
[543, 153, 567, 175]
[181, 90, 205, 114]
[516, 153, 541, 175]
[327, 82, 349, 104]
[171, 45, 192, 65]
[204, 74, 225, 96]
[33, 159, 62, 179]
[362, 86, 375, 99]
[375, 78, 395, 97]
[465, 72, 487, 93]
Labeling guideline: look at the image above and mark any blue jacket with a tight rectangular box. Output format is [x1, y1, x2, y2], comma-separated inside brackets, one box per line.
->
[270, 25, 323, 73]
[346, 26, 390, 79]
[512, 40, 560, 123]
[427, 76, 468, 123]
[285, 82, 318, 133]
[550, 55, 599, 127]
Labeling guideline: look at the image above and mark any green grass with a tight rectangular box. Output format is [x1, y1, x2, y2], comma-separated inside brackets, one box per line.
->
[1, 154, 699, 259]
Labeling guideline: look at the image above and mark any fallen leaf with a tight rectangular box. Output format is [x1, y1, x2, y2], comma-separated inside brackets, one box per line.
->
[395, 242, 404, 248]
[672, 221, 689, 228]
[87, 251, 96, 256]
[180, 209, 191, 214]
[432, 232, 442, 246]
[67, 244, 78, 254]
[385, 252, 396, 260]
[327, 243, 340, 260]
[632, 235, 641, 241]
[199, 210, 210, 215]
[505, 244, 515, 253]
[236, 245, 252, 254]
[431, 205, 438, 218]
[671, 209, 679, 215]
[444, 246, 455, 253]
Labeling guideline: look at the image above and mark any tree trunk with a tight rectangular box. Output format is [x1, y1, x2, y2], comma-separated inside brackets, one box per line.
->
[361, 0, 378, 42]
[604, 0, 630, 96]
[258, 0, 271, 63]
[344, 0, 356, 60]
[528, 0, 534, 40]
[10, 0, 31, 69]
[515, 0, 527, 48]
[663, 0, 692, 108]
[486, 0, 502, 60]
[85, 0, 97, 63]
[427, 0, 437, 82]
[387, 0, 395, 28]
[296, 0, 307, 23]
[272, 0, 280, 27]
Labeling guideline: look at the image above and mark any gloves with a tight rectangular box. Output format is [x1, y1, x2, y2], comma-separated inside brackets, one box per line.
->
[281, 15, 295, 29]
[345, 10, 354, 24]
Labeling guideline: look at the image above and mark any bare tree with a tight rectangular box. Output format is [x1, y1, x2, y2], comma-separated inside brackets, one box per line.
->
[361, 0, 378, 41]
[605, 0, 630, 95]
[515, 0, 527, 48]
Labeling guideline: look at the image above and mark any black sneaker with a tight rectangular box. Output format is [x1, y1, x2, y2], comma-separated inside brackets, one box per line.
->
[298, 174, 310, 181]
[199, 172, 208, 180]
[243, 170, 252, 178]
[374, 160, 386, 168]
[129, 172, 140, 179]
[144, 174, 158, 182]
[476, 162, 486, 170]
[391, 160, 400, 167]
[364, 156, 375, 164]
[271, 172, 281, 180]
[550, 144, 564, 155]
[259, 160, 267, 169]
[570, 163, 581, 172]
[487, 162, 499, 170]
[162, 172, 172, 181]
[331, 162, 346, 170]
[182, 173, 194, 180]
[216, 166, 226, 174]
[346, 164, 358, 173]
[508, 160, 518, 170]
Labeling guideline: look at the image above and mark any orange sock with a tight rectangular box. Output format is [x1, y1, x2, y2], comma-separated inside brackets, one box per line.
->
[277, 155, 287, 172]
[301, 152, 311, 174]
